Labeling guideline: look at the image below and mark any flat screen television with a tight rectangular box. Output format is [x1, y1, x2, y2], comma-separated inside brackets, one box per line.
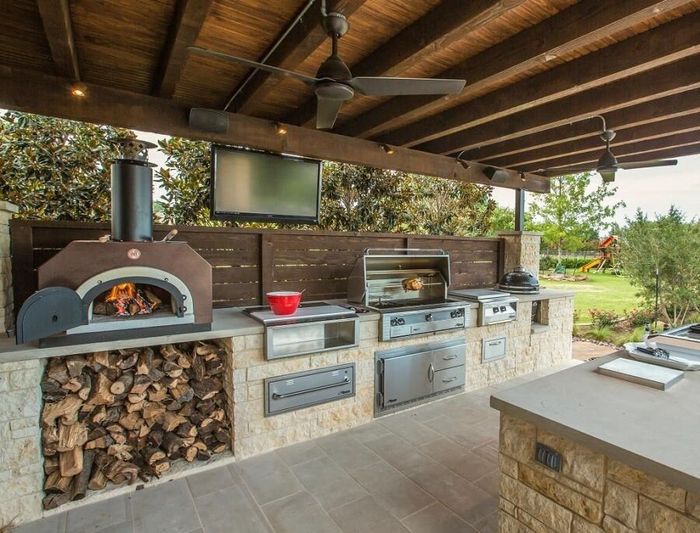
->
[210, 145, 322, 224]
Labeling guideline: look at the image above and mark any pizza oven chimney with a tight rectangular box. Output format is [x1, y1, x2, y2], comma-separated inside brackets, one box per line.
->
[111, 138, 156, 242]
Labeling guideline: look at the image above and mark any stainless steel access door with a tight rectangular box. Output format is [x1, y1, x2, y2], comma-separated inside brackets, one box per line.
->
[382, 349, 433, 407]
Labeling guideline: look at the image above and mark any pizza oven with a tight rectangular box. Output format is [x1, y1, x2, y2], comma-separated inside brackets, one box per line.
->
[15, 139, 212, 346]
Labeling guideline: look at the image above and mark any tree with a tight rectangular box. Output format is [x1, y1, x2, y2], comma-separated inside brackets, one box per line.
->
[0, 111, 134, 221]
[619, 207, 700, 326]
[529, 173, 624, 257]
[155, 137, 216, 226]
[320, 162, 410, 232]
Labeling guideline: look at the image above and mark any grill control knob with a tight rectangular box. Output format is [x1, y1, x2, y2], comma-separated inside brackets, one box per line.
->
[398, 318, 405, 325]
[500, 306, 507, 312]
[492, 306, 499, 313]
[390, 318, 399, 326]
[425, 313, 433, 322]
[450, 309, 463, 318]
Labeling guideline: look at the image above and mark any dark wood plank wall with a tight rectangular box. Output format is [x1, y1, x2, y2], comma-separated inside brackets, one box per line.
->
[9, 221, 503, 313]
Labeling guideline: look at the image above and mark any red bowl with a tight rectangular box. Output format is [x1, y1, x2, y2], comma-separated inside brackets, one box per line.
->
[266, 291, 303, 315]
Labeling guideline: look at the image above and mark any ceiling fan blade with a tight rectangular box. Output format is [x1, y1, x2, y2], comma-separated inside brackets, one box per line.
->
[619, 159, 678, 170]
[347, 77, 466, 96]
[316, 96, 344, 129]
[188, 46, 320, 85]
[536, 166, 595, 177]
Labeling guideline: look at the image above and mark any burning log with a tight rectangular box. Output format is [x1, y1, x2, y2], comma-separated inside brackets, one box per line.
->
[40, 341, 231, 510]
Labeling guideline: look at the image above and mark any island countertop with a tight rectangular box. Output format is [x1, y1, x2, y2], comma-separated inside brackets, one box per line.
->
[490, 352, 700, 494]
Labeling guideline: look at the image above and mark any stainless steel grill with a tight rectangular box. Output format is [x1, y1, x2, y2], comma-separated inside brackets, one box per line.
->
[348, 249, 468, 341]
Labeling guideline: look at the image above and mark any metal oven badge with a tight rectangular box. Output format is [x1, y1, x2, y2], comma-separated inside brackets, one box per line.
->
[127, 248, 141, 260]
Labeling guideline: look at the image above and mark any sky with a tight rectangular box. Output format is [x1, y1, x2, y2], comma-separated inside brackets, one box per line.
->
[492, 153, 700, 225]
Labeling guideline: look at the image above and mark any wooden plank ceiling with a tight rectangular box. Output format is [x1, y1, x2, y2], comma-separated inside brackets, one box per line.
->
[1, 0, 699, 182]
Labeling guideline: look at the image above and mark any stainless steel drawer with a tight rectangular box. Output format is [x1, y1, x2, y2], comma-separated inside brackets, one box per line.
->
[482, 336, 506, 362]
[432, 345, 466, 370]
[432, 366, 465, 393]
[265, 364, 355, 416]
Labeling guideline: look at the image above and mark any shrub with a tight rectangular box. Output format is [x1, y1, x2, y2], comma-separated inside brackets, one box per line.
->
[589, 308, 620, 329]
[586, 326, 614, 342]
[625, 308, 654, 328]
[539, 255, 594, 271]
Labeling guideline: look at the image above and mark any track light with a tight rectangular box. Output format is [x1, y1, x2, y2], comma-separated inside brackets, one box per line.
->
[379, 143, 395, 155]
[455, 150, 469, 169]
[275, 122, 288, 135]
[70, 81, 87, 98]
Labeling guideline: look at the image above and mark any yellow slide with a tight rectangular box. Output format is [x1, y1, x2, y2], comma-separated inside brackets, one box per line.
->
[581, 257, 602, 273]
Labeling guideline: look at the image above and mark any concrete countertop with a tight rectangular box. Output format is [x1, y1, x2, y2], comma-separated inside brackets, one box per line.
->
[490, 353, 700, 494]
[0, 304, 385, 363]
[514, 288, 576, 303]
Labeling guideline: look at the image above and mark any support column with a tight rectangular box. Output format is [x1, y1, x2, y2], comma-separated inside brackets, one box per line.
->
[0, 201, 19, 335]
[514, 189, 525, 231]
[498, 231, 542, 278]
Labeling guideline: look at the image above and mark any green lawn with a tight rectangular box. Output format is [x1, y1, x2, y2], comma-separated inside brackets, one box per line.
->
[541, 272, 641, 324]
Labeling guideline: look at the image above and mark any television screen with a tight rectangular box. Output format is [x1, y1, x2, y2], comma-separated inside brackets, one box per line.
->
[211, 145, 322, 224]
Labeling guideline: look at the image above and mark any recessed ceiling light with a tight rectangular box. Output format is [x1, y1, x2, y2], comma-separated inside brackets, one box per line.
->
[544, 53, 557, 62]
[380, 144, 395, 155]
[70, 81, 87, 98]
[275, 122, 288, 135]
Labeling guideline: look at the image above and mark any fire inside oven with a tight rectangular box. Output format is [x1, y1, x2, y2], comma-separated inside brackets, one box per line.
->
[93, 282, 172, 319]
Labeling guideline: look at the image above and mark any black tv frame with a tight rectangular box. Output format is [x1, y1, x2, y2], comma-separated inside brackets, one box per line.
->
[210, 144, 322, 224]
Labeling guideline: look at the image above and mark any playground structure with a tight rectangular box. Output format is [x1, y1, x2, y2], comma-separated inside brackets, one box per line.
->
[581, 235, 618, 272]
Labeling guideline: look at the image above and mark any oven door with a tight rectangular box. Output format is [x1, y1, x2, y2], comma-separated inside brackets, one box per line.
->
[381, 349, 433, 407]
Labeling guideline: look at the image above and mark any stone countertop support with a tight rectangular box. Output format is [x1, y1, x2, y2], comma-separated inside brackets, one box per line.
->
[0, 201, 19, 335]
[497, 412, 700, 532]
[498, 231, 542, 280]
[491, 353, 700, 495]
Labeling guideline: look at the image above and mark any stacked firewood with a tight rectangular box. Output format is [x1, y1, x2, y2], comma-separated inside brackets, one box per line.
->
[40, 342, 231, 510]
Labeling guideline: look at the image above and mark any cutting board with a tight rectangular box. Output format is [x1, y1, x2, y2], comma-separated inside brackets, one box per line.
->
[596, 358, 683, 390]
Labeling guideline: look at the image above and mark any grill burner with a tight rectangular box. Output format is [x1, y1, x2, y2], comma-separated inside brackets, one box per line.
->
[347, 249, 468, 341]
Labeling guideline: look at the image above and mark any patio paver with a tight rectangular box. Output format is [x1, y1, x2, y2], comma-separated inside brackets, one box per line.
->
[14, 362, 576, 533]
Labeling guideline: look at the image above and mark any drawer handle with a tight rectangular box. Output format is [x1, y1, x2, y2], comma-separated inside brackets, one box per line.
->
[488, 341, 501, 346]
[272, 377, 350, 400]
[442, 355, 458, 360]
[442, 376, 458, 383]
[428, 363, 435, 383]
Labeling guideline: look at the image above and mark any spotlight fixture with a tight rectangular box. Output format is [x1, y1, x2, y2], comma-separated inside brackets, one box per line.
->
[483, 166, 508, 184]
[275, 122, 288, 135]
[455, 150, 469, 169]
[70, 81, 87, 98]
[380, 144, 395, 155]
[520, 172, 526, 182]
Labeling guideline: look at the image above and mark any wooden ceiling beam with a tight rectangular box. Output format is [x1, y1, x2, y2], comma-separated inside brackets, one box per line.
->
[0, 67, 549, 193]
[153, 0, 214, 97]
[36, 0, 80, 79]
[519, 131, 700, 173]
[284, 0, 526, 127]
[490, 112, 700, 169]
[378, 10, 700, 148]
[335, 0, 689, 139]
[228, 0, 367, 114]
[416, 54, 700, 155]
[459, 89, 700, 162]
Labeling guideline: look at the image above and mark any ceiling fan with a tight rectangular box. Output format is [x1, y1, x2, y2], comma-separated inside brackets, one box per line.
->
[535, 116, 677, 182]
[188, 11, 466, 129]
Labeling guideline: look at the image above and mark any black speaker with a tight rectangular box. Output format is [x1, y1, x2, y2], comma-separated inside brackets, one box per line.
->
[483, 166, 509, 183]
[189, 108, 229, 134]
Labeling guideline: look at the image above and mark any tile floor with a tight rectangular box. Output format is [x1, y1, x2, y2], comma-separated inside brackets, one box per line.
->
[15, 364, 573, 533]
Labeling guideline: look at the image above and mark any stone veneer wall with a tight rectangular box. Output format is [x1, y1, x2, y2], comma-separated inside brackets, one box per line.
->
[498, 413, 700, 532]
[499, 231, 542, 279]
[0, 359, 44, 526]
[0, 201, 19, 334]
[227, 295, 573, 460]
